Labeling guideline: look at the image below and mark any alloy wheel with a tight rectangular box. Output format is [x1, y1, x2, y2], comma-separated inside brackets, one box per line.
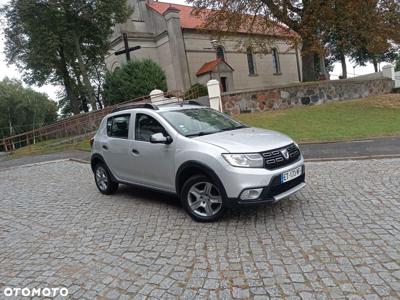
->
[187, 182, 223, 217]
[95, 166, 109, 191]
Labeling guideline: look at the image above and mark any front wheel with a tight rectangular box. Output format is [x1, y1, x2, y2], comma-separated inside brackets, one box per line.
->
[94, 163, 119, 195]
[181, 175, 227, 222]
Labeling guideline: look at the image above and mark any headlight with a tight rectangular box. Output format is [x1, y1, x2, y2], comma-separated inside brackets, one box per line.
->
[222, 153, 264, 168]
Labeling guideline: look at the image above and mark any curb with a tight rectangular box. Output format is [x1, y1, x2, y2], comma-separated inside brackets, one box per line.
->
[305, 154, 400, 162]
[69, 158, 90, 164]
[0, 159, 71, 172]
[299, 135, 400, 146]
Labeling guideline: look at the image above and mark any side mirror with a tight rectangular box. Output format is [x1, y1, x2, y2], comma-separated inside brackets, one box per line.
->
[150, 133, 173, 144]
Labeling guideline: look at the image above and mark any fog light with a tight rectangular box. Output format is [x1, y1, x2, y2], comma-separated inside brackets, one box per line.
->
[240, 188, 263, 200]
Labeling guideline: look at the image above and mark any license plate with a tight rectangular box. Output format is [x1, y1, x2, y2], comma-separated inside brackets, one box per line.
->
[281, 166, 303, 183]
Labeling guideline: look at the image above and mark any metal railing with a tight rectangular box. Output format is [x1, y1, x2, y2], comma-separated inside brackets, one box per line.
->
[0, 89, 199, 152]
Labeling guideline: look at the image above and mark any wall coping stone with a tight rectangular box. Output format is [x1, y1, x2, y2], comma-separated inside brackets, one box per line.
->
[221, 78, 393, 97]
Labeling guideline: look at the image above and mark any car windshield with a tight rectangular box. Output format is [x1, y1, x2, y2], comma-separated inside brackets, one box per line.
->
[159, 108, 246, 137]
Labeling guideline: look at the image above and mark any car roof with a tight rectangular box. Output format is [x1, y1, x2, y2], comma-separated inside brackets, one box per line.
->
[108, 103, 207, 117]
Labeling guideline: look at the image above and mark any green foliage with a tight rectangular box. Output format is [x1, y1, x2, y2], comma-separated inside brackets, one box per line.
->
[395, 55, 400, 72]
[0, 78, 58, 139]
[184, 84, 208, 100]
[1, 0, 131, 113]
[103, 60, 167, 106]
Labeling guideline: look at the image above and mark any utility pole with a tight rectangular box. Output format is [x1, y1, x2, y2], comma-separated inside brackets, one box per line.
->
[114, 33, 141, 61]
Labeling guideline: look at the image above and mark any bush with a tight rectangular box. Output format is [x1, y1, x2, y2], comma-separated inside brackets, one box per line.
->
[395, 55, 400, 72]
[103, 59, 167, 105]
[184, 83, 208, 100]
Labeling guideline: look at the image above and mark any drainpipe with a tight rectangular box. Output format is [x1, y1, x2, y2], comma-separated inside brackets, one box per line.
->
[182, 30, 193, 87]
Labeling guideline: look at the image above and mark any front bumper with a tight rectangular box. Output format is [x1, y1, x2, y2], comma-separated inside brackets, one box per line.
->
[218, 155, 305, 198]
[227, 168, 306, 207]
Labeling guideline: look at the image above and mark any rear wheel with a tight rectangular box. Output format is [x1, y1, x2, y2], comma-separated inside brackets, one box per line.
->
[94, 163, 118, 195]
[181, 175, 226, 222]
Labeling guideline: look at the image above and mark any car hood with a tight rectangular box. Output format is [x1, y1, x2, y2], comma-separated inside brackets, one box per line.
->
[194, 127, 294, 153]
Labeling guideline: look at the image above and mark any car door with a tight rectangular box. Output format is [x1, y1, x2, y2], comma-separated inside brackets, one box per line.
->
[127, 112, 176, 192]
[101, 114, 133, 181]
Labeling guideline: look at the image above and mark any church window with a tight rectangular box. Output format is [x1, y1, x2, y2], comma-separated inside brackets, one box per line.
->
[272, 48, 281, 74]
[247, 48, 256, 75]
[216, 46, 225, 61]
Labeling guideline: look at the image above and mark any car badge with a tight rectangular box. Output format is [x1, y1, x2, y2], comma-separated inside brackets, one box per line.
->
[281, 149, 289, 160]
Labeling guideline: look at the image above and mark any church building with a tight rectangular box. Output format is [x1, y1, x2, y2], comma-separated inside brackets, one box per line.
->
[106, 0, 302, 93]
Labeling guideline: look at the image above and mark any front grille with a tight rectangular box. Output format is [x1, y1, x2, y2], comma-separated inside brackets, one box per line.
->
[261, 143, 301, 170]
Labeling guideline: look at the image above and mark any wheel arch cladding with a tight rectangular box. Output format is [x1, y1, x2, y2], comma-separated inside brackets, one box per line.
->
[175, 161, 226, 196]
[90, 154, 105, 172]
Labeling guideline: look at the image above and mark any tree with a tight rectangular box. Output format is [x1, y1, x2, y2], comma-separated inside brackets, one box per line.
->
[0, 78, 58, 139]
[103, 60, 168, 106]
[184, 84, 209, 99]
[187, 0, 329, 81]
[322, 0, 361, 79]
[323, 0, 400, 76]
[395, 54, 400, 72]
[187, 0, 400, 81]
[1, 0, 131, 114]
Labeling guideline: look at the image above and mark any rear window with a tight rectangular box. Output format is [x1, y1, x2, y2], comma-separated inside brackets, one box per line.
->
[107, 114, 130, 139]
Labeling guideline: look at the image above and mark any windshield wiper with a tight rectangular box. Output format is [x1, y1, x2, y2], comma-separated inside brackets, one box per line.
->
[186, 125, 246, 137]
[186, 131, 219, 137]
[221, 125, 247, 132]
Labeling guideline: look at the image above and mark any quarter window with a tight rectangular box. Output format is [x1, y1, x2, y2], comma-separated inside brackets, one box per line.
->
[107, 114, 130, 139]
[272, 48, 281, 74]
[135, 113, 167, 142]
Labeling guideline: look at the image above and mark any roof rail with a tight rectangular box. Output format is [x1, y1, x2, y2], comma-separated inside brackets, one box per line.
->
[111, 103, 159, 113]
[185, 100, 202, 106]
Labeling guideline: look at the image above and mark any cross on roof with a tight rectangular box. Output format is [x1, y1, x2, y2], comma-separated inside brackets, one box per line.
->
[114, 33, 141, 61]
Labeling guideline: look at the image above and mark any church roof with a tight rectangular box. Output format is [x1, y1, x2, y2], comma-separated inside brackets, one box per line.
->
[147, 1, 294, 38]
[196, 58, 234, 76]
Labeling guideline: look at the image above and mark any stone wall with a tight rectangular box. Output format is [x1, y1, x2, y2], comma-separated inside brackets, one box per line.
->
[395, 71, 400, 88]
[221, 78, 394, 115]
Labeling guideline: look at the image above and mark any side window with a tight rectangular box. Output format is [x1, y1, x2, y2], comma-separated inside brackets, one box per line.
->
[107, 114, 130, 139]
[135, 113, 167, 142]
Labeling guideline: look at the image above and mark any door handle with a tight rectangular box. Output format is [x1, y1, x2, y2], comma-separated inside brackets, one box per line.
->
[131, 149, 139, 155]
[102, 145, 108, 150]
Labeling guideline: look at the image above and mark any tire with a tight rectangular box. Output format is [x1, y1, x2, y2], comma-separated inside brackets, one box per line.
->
[181, 174, 227, 222]
[94, 163, 119, 195]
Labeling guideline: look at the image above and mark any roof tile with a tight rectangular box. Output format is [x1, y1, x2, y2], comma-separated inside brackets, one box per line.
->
[147, 0, 293, 37]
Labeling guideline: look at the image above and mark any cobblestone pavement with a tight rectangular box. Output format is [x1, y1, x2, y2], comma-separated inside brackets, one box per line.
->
[0, 159, 399, 300]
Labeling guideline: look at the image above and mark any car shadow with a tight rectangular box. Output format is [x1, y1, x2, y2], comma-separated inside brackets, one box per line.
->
[111, 184, 303, 222]
[115, 183, 182, 208]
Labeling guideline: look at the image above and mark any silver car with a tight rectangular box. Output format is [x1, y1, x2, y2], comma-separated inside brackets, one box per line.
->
[91, 103, 305, 222]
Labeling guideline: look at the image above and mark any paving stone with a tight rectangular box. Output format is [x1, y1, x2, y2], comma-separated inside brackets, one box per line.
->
[0, 159, 399, 299]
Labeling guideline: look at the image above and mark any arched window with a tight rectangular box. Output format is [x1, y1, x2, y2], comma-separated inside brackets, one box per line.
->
[111, 62, 121, 72]
[272, 48, 281, 74]
[247, 48, 256, 75]
[216, 46, 225, 61]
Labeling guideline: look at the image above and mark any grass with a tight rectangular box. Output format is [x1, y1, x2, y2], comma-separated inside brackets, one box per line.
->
[235, 94, 400, 143]
[5, 137, 91, 160]
[4, 94, 400, 160]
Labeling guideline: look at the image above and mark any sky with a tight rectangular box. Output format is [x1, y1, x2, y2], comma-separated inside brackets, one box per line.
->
[0, 0, 377, 102]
